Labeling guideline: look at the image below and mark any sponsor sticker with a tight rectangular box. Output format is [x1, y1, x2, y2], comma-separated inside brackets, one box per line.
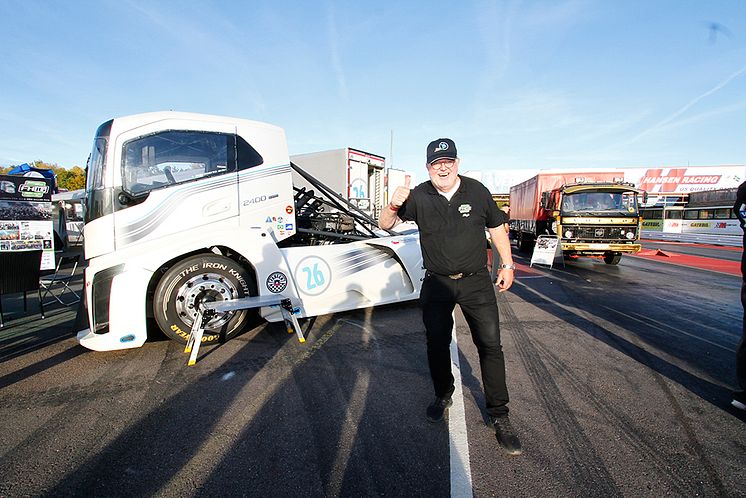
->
[266, 271, 288, 293]
[286, 205, 293, 214]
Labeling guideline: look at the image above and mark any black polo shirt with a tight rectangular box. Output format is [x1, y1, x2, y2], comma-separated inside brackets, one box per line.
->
[398, 175, 506, 275]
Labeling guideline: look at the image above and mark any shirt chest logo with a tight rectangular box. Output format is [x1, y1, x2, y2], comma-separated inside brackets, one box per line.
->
[458, 203, 472, 217]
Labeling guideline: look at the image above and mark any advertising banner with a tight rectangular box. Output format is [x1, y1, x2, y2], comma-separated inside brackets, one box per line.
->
[641, 219, 663, 231]
[473, 165, 744, 196]
[0, 174, 55, 269]
[625, 166, 744, 194]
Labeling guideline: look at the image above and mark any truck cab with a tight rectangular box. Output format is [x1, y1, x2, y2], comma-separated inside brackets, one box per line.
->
[541, 182, 644, 264]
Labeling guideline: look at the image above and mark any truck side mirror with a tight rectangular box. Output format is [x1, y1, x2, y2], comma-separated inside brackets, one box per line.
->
[118, 191, 134, 206]
[540, 192, 549, 209]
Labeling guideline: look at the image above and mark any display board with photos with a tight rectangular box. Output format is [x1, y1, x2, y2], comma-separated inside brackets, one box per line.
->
[0, 174, 55, 270]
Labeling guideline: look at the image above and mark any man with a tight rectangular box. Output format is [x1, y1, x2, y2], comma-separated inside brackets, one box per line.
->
[732, 181, 746, 411]
[379, 138, 521, 455]
[593, 194, 613, 210]
[500, 204, 510, 234]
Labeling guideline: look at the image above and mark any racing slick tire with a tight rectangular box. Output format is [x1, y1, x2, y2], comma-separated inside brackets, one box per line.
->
[604, 252, 622, 265]
[153, 254, 255, 344]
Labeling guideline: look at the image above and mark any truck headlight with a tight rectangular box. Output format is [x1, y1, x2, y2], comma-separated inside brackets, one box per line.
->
[626, 231, 635, 239]
[564, 230, 573, 238]
[551, 221, 557, 232]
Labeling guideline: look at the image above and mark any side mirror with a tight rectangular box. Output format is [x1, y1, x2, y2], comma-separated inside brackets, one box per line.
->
[117, 190, 134, 206]
[540, 192, 549, 209]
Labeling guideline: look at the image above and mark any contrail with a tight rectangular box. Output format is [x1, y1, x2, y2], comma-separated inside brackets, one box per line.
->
[627, 63, 746, 145]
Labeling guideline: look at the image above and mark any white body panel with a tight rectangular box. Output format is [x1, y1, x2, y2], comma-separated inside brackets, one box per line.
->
[78, 226, 424, 351]
[267, 235, 423, 321]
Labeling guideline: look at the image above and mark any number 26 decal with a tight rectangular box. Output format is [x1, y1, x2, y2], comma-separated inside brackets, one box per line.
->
[295, 256, 331, 296]
[302, 263, 325, 289]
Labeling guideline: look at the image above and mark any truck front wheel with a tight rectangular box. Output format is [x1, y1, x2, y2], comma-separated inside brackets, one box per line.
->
[604, 252, 622, 265]
[517, 232, 533, 253]
[153, 254, 255, 344]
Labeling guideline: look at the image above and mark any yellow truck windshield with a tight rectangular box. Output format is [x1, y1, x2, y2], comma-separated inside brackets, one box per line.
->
[562, 191, 638, 214]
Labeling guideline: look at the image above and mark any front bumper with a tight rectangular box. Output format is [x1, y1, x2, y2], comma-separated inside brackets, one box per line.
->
[77, 327, 144, 351]
[562, 242, 641, 255]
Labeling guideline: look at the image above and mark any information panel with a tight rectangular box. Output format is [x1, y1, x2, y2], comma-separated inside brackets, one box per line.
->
[0, 174, 55, 269]
[530, 235, 563, 268]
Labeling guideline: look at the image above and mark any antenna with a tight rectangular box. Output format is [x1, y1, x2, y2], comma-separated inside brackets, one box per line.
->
[389, 129, 394, 169]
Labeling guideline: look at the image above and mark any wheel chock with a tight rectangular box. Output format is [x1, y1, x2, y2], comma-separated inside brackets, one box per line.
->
[281, 299, 305, 343]
[185, 308, 214, 366]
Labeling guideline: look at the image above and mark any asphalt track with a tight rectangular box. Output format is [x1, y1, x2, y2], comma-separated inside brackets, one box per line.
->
[0, 241, 744, 497]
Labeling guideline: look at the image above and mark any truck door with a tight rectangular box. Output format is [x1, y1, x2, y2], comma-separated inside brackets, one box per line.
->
[111, 121, 239, 249]
[237, 134, 296, 242]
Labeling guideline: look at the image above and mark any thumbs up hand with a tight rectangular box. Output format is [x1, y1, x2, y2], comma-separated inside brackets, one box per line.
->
[390, 175, 411, 210]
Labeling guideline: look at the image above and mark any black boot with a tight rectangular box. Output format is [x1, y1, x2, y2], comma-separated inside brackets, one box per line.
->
[426, 396, 453, 423]
[489, 415, 522, 455]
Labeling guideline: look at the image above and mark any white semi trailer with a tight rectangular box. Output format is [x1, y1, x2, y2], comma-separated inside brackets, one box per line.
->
[291, 148, 385, 218]
[76, 112, 425, 353]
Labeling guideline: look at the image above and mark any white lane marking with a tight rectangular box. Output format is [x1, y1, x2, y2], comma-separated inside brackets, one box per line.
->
[449, 313, 474, 498]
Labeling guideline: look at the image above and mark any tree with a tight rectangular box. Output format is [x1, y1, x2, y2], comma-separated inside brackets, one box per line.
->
[0, 161, 86, 191]
[56, 166, 86, 190]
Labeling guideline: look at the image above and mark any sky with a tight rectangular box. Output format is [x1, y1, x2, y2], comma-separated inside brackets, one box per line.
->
[1, 0, 745, 177]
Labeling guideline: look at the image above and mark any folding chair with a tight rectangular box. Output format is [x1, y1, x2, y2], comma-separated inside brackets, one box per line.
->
[40, 254, 81, 307]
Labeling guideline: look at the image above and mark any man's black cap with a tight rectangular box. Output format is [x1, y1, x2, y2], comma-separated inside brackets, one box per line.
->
[426, 138, 457, 164]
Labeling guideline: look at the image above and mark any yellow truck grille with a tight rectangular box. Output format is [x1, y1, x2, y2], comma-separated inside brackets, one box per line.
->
[563, 225, 637, 241]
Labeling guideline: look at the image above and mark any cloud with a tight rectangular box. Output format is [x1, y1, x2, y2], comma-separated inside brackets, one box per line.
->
[326, 0, 349, 103]
[521, 0, 593, 29]
[122, 0, 267, 113]
[475, 0, 519, 88]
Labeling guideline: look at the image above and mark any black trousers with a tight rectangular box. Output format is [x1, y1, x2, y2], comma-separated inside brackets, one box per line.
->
[738, 232, 746, 391]
[419, 270, 509, 417]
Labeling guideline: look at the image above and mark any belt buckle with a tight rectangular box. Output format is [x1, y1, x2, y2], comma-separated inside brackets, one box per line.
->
[448, 273, 463, 280]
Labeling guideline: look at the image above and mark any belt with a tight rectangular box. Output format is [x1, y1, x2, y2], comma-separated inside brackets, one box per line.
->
[427, 270, 481, 280]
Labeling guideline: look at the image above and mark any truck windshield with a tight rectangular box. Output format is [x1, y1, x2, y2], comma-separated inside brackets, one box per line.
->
[562, 191, 638, 215]
[84, 136, 109, 224]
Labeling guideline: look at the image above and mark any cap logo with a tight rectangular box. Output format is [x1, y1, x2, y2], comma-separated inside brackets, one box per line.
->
[435, 142, 449, 152]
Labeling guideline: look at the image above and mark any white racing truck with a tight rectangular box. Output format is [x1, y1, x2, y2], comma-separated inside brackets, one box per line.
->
[76, 112, 424, 358]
